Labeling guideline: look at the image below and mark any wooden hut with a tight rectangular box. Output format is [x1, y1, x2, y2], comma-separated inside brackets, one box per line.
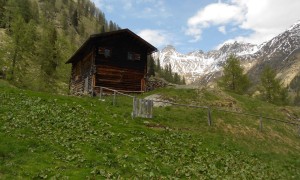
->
[66, 29, 157, 95]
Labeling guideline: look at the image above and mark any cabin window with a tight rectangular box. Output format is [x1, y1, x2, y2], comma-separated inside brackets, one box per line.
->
[98, 47, 111, 58]
[128, 52, 141, 61]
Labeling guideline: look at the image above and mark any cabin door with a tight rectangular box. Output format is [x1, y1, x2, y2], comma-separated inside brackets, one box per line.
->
[84, 77, 89, 94]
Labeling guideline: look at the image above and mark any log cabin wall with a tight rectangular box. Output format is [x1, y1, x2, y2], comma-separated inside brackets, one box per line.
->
[70, 52, 94, 95]
[93, 37, 148, 93]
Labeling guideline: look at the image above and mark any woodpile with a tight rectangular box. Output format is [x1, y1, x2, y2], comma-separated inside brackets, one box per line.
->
[146, 77, 168, 91]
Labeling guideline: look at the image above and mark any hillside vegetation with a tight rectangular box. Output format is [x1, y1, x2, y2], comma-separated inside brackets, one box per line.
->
[0, 0, 120, 93]
[1, 80, 300, 179]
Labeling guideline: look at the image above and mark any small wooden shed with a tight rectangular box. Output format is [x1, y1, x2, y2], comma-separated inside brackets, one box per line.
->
[66, 29, 157, 95]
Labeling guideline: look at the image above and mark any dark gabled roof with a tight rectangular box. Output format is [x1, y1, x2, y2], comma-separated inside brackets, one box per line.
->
[66, 28, 157, 64]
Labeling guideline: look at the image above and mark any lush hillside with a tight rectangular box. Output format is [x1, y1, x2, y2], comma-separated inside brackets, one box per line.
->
[1, 79, 299, 179]
[0, 0, 120, 93]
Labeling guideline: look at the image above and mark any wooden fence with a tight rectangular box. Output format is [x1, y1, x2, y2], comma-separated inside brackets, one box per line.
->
[96, 86, 153, 118]
[95, 87, 300, 135]
[150, 100, 300, 133]
[132, 98, 153, 118]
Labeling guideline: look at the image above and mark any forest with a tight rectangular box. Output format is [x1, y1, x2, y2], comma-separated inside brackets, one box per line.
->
[0, 0, 121, 93]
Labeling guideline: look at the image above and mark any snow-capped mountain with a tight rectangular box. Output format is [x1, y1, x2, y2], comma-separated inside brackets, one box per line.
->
[154, 21, 300, 85]
[247, 20, 300, 86]
[153, 42, 259, 83]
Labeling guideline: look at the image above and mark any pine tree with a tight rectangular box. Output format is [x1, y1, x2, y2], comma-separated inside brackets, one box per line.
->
[221, 54, 250, 94]
[155, 58, 161, 73]
[147, 55, 155, 77]
[174, 73, 180, 84]
[109, 20, 114, 31]
[167, 64, 173, 82]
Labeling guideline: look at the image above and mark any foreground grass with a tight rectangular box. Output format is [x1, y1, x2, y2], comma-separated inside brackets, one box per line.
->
[0, 81, 300, 179]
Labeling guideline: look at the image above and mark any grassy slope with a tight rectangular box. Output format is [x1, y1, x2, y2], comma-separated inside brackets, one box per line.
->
[0, 80, 300, 179]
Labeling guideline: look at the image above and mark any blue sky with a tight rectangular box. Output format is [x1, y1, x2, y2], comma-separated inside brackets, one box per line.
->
[92, 0, 300, 53]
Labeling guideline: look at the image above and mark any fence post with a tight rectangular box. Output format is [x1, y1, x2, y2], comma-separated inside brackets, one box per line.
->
[113, 91, 116, 106]
[132, 97, 137, 118]
[259, 114, 263, 132]
[99, 87, 103, 99]
[149, 100, 153, 118]
[207, 107, 212, 126]
[146, 100, 153, 118]
[139, 99, 144, 118]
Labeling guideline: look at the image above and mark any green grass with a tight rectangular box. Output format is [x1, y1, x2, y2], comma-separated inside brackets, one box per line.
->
[0, 81, 300, 179]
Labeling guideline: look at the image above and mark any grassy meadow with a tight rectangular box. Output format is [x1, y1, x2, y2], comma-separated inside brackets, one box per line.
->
[0, 80, 300, 179]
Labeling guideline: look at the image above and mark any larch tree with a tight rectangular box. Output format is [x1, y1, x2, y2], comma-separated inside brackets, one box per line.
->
[9, 15, 36, 80]
[37, 19, 59, 90]
[221, 54, 250, 94]
[260, 66, 289, 105]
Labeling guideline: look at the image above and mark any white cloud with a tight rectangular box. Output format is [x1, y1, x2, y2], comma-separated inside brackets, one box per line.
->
[186, 2, 245, 41]
[218, 26, 226, 34]
[187, 3, 244, 26]
[138, 29, 172, 48]
[236, 0, 300, 44]
[187, 0, 300, 45]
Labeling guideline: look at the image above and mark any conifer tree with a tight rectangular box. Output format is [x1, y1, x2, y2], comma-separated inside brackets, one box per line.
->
[18, 0, 32, 23]
[155, 58, 161, 73]
[9, 15, 36, 80]
[260, 66, 289, 104]
[174, 73, 180, 84]
[101, 25, 105, 33]
[37, 19, 59, 90]
[147, 55, 155, 77]
[109, 20, 114, 31]
[221, 54, 250, 94]
[0, 0, 7, 28]
[3, 0, 19, 32]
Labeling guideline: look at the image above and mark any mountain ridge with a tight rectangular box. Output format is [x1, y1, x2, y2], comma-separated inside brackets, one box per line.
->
[154, 21, 300, 87]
